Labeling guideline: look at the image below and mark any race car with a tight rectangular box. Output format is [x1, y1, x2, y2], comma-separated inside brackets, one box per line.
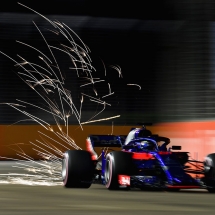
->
[61, 124, 215, 192]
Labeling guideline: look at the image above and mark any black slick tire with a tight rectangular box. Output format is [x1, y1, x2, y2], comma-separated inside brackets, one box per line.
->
[204, 153, 215, 193]
[62, 150, 94, 188]
[105, 151, 133, 190]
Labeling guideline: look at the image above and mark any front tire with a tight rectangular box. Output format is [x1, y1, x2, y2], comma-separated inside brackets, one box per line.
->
[62, 150, 94, 188]
[105, 151, 133, 190]
[204, 153, 215, 193]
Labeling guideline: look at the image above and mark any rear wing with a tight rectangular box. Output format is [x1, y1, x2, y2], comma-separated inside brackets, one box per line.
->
[88, 135, 126, 148]
[86, 135, 127, 160]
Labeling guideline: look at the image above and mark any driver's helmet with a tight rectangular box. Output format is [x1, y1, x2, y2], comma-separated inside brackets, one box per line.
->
[140, 140, 155, 150]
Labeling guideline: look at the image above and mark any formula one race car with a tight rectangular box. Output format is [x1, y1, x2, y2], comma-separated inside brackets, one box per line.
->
[61, 124, 215, 192]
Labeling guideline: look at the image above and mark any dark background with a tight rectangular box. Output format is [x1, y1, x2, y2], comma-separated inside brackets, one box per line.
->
[0, 0, 215, 125]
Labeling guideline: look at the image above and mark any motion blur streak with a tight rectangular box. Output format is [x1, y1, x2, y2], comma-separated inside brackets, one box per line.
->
[154, 121, 215, 162]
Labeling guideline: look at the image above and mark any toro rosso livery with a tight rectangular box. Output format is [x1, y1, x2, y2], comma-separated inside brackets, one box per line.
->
[62, 124, 215, 192]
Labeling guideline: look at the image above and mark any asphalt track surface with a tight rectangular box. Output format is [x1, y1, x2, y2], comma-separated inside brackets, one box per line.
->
[0, 162, 215, 215]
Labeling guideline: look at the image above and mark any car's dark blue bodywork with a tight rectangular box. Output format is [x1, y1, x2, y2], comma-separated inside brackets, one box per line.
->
[86, 125, 215, 191]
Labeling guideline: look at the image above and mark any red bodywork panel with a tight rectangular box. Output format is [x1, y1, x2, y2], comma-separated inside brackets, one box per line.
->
[131, 152, 155, 160]
[86, 138, 98, 160]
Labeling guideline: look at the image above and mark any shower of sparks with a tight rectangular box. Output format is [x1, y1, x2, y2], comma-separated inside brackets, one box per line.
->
[80, 115, 120, 125]
[109, 64, 123, 78]
[127, 84, 141, 90]
[0, 2, 141, 186]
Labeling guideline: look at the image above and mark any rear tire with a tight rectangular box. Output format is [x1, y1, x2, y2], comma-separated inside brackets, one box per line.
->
[204, 153, 215, 193]
[62, 150, 94, 188]
[207, 188, 215, 193]
[204, 153, 215, 178]
[105, 151, 133, 190]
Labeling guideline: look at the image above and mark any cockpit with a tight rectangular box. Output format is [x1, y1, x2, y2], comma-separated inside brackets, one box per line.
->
[123, 127, 160, 151]
[124, 128, 152, 145]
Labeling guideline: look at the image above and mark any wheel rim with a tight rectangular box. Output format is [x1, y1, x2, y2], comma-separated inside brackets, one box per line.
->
[62, 153, 68, 182]
[62, 158, 66, 180]
[105, 159, 110, 184]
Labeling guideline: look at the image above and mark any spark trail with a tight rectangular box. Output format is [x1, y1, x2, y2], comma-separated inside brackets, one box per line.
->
[0, 3, 141, 186]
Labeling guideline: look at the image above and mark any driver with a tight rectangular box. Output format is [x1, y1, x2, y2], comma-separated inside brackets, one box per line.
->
[140, 140, 156, 151]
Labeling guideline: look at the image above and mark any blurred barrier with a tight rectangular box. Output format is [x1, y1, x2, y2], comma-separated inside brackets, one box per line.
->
[1, 121, 215, 161]
[0, 125, 133, 160]
[154, 121, 215, 161]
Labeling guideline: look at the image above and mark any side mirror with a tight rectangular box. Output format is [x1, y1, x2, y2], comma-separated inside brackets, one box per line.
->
[171, 145, 181, 150]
